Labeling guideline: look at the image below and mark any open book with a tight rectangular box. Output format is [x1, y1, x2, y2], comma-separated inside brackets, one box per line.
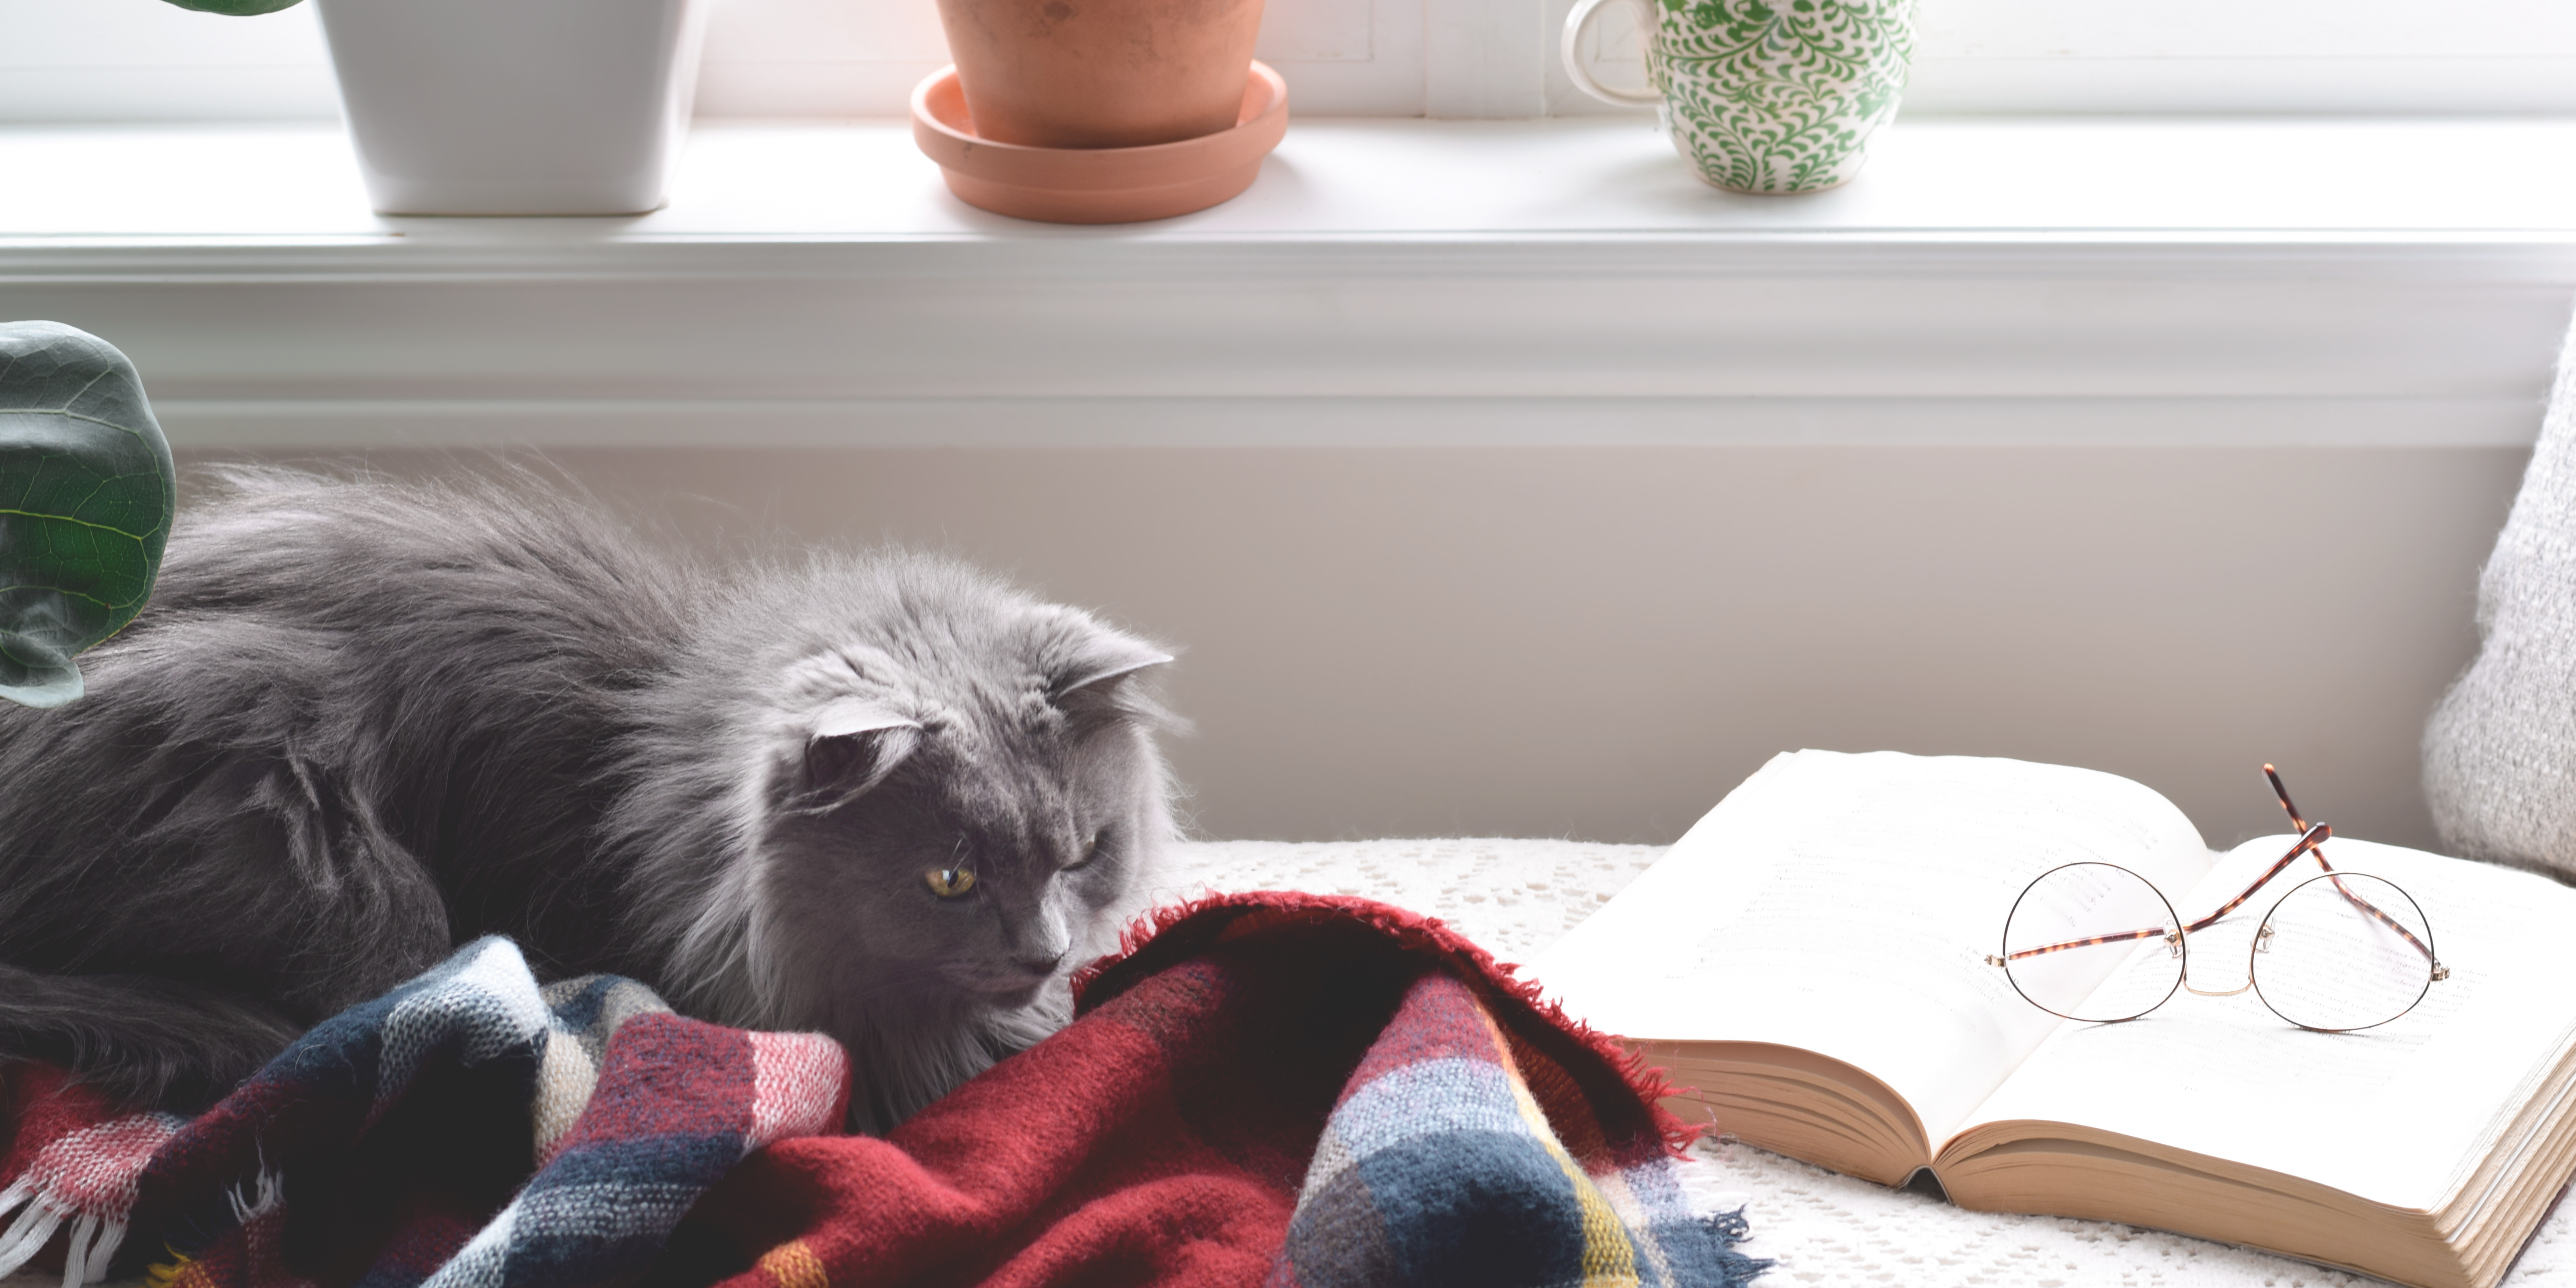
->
[1529, 750, 2576, 1288]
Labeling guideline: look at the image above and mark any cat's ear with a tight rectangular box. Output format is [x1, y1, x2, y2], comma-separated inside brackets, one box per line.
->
[1051, 640, 1174, 700]
[795, 699, 922, 812]
[1046, 633, 1177, 730]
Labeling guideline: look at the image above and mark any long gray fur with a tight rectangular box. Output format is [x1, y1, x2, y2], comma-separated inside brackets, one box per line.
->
[0, 464, 1180, 1131]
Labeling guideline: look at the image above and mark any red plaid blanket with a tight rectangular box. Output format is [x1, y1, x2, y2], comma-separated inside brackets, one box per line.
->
[0, 894, 1763, 1288]
[690, 893, 1763, 1287]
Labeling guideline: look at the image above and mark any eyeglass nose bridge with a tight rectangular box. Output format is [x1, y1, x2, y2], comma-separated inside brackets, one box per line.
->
[2177, 924, 2258, 997]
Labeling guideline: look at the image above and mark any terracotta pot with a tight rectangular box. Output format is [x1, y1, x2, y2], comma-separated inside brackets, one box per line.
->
[934, 0, 1266, 149]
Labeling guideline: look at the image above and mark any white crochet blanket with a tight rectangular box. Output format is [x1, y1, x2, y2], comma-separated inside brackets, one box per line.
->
[1153, 838, 2576, 1288]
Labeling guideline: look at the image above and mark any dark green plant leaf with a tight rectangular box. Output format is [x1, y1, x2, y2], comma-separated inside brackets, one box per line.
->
[158, 0, 304, 13]
[0, 322, 176, 709]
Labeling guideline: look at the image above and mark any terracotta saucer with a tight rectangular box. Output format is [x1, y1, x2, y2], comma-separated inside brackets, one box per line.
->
[910, 62, 1288, 225]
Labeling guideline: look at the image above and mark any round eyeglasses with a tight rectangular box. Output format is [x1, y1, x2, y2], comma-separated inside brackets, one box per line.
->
[1985, 767, 2449, 1033]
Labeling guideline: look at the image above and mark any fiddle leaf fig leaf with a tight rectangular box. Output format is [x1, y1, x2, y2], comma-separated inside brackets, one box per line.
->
[0, 322, 177, 710]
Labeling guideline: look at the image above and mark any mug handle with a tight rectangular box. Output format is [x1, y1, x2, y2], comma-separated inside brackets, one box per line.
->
[1561, 0, 1661, 107]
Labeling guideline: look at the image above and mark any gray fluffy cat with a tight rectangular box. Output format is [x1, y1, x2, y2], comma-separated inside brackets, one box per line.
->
[0, 465, 1179, 1132]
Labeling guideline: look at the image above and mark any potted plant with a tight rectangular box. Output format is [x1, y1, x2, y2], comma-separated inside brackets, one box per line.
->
[910, 0, 1290, 222]
[151, 0, 713, 215]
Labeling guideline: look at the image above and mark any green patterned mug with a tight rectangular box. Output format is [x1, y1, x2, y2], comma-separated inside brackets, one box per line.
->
[1562, 0, 1914, 194]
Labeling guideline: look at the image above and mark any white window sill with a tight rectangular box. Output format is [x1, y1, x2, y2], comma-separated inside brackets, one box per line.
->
[3, 116, 2573, 449]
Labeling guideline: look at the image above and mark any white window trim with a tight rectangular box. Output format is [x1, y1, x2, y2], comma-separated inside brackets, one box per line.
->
[3, 114, 2570, 451]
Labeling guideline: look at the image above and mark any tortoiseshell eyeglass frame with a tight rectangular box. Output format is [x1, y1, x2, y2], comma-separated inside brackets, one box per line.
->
[1982, 765, 2449, 1032]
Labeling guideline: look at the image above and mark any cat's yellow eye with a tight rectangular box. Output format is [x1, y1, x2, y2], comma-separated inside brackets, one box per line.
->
[924, 865, 977, 898]
[1066, 831, 1105, 871]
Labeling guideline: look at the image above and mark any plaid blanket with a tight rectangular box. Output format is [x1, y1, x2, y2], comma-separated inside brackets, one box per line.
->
[0, 895, 1764, 1288]
[689, 893, 1766, 1288]
[0, 938, 847, 1288]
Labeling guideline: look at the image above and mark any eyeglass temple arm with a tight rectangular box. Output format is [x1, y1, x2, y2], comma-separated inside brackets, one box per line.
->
[2182, 822, 2331, 934]
[2262, 765, 2442, 970]
[2264, 764, 2311, 837]
[1995, 925, 2171, 963]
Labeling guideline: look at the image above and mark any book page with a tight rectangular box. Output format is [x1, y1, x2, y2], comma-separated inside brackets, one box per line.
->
[1957, 837, 2576, 1214]
[1531, 749, 2216, 1149]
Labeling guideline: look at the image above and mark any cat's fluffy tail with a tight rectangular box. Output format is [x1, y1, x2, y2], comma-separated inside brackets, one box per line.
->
[0, 963, 303, 1112]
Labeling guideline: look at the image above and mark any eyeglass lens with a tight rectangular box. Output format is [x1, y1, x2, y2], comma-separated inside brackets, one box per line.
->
[2253, 872, 2437, 1032]
[2001, 862, 2183, 1023]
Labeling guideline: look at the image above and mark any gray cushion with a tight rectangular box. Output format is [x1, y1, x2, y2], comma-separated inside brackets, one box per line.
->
[2426, 310, 2576, 877]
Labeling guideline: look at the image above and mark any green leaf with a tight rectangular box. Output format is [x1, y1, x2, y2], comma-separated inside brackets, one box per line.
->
[0, 322, 176, 709]
[158, 0, 305, 13]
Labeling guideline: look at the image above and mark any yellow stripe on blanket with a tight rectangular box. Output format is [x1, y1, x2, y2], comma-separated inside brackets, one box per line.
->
[757, 1238, 828, 1288]
[1478, 998, 1640, 1287]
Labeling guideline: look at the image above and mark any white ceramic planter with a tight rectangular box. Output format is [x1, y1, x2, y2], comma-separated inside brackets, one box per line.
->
[315, 0, 712, 215]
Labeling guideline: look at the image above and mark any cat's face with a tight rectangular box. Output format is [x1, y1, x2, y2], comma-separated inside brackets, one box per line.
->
[763, 717, 1161, 1020]
[750, 613, 1175, 1045]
